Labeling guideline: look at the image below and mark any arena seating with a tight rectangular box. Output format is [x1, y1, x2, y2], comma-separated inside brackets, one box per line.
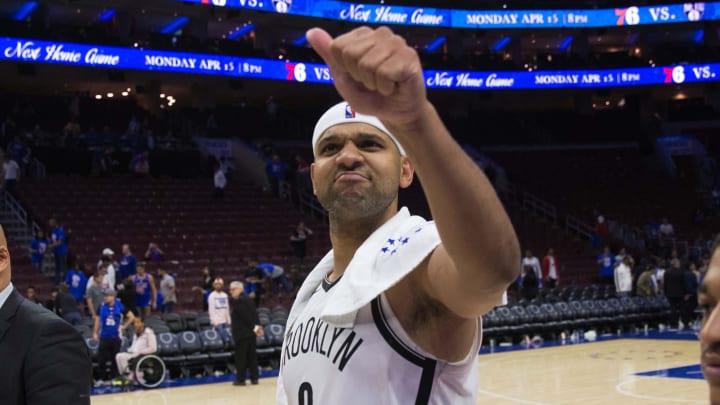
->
[9, 174, 331, 310]
[482, 285, 673, 344]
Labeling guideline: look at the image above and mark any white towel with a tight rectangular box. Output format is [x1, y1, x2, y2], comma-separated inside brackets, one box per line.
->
[286, 207, 441, 329]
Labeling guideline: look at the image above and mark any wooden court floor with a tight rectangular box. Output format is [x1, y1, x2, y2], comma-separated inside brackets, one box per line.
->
[91, 339, 707, 405]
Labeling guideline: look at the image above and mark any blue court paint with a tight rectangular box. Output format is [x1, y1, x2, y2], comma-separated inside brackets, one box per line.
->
[635, 364, 704, 380]
[92, 329, 698, 396]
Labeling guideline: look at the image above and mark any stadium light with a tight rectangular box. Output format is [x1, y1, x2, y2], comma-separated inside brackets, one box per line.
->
[694, 29, 704, 44]
[492, 37, 511, 53]
[292, 34, 308, 47]
[426, 36, 446, 53]
[228, 23, 255, 40]
[160, 16, 190, 35]
[559, 36, 573, 51]
[97, 9, 116, 22]
[13, 2, 38, 21]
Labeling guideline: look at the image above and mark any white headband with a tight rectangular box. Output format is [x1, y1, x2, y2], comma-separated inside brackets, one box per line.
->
[312, 102, 406, 156]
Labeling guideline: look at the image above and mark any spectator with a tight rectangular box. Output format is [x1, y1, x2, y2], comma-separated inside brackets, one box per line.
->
[684, 262, 699, 330]
[115, 315, 156, 381]
[265, 153, 288, 198]
[520, 265, 538, 300]
[244, 261, 265, 307]
[158, 267, 176, 314]
[207, 278, 231, 330]
[614, 247, 633, 267]
[614, 256, 633, 297]
[118, 244, 137, 283]
[521, 250, 541, 285]
[65, 261, 88, 305]
[92, 290, 125, 386]
[595, 213, 609, 246]
[133, 265, 156, 319]
[192, 266, 215, 311]
[664, 260, 686, 330]
[659, 217, 675, 237]
[144, 242, 164, 262]
[44, 288, 59, 315]
[229, 281, 263, 386]
[129, 150, 150, 175]
[289, 221, 313, 262]
[117, 277, 138, 318]
[28, 228, 48, 270]
[258, 262, 292, 294]
[636, 266, 658, 297]
[654, 259, 667, 292]
[85, 273, 105, 319]
[98, 249, 117, 291]
[25, 286, 42, 305]
[48, 217, 69, 285]
[597, 246, 615, 284]
[541, 247, 559, 289]
[57, 282, 83, 326]
[213, 163, 226, 199]
[2, 156, 20, 192]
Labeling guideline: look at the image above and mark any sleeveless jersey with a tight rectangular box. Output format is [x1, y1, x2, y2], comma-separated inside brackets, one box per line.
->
[277, 278, 482, 405]
[134, 274, 151, 307]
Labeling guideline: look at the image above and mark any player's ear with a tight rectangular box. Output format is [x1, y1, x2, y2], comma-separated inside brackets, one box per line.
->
[399, 156, 414, 189]
[0, 226, 10, 277]
[310, 163, 318, 195]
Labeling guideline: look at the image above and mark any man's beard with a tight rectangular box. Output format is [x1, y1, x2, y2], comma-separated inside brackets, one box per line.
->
[318, 184, 395, 223]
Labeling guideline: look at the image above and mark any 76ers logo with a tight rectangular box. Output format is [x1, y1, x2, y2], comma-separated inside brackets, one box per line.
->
[272, 0, 291, 13]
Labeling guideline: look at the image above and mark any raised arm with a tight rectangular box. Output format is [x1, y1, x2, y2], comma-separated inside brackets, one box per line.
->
[307, 27, 519, 319]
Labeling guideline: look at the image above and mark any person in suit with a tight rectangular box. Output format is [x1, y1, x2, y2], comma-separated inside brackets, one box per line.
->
[0, 225, 92, 404]
[229, 281, 263, 386]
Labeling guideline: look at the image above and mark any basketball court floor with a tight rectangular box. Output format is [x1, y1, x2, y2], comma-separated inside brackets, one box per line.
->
[91, 333, 707, 405]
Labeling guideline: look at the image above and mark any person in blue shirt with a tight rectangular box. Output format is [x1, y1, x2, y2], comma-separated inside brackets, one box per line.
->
[596, 246, 616, 284]
[133, 265, 156, 319]
[265, 154, 288, 197]
[92, 289, 131, 386]
[65, 259, 88, 304]
[118, 244, 137, 283]
[48, 218, 69, 285]
[28, 228, 48, 270]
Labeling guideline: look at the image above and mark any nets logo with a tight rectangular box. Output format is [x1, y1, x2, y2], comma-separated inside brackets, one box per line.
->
[272, 0, 292, 13]
[684, 3, 705, 21]
[344, 104, 356, 118]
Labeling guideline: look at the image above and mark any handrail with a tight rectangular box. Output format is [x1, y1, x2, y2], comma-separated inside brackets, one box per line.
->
[565, 215, 594, 240]
[521, 191, 557, 224]
[297, 189, 328, 222]
[1, 189, 40, 234]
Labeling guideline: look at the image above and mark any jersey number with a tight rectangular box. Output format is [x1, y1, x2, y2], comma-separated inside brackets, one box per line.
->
[298, 382, 313, 405]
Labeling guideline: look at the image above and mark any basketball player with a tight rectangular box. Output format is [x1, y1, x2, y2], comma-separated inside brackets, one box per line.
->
[699, 234, 720, 404]
[133, 265, 156, 318]
[276, 26, 520, 404]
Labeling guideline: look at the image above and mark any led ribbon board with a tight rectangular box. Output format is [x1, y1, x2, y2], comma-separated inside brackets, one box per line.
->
[1, 37, 717, 89]
[180, 0, 714, 29]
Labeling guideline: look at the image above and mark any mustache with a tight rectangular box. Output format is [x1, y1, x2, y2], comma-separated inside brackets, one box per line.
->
[703, 343, 720, 360]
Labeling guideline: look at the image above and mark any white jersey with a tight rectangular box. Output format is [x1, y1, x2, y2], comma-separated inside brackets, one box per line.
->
[278, 277, 482, 405]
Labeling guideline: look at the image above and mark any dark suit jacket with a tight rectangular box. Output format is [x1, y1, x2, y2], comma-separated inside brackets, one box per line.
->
[231, 294, 260, 340]
[0, 288, 92, 405]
